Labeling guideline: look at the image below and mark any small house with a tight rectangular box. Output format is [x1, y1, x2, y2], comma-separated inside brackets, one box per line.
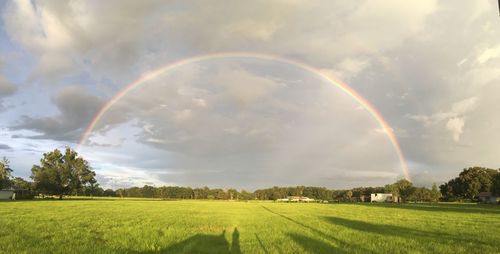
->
[370, 193, 397, 203]
[0, 190, 14, 200]
[477, 192, 499, 204]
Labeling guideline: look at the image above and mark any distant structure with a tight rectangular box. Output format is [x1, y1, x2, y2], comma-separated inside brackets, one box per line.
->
[0, 189, 33, 200]
[0, 190, 14, 200]
[370, 193, 399, 203]
[276, 196, 315, 202]
[478, 192, 500, 204]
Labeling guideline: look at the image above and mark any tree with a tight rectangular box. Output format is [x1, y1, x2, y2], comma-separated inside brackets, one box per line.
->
[116, 188, 125, 198]
[386, 179, 413, 202]
[141, 185, 155, 198]
[31, 147, 96, 199]
[12, 177, 32, 190]
[103, 189, 116, 197]
[345, 190, 353, 202]
[440, 167, 498, 200]
[86, 178, 102, 197]
[227, 188, 238, 200]
[492, 172, 500, 196]
[0, 157, 13, 189]
[430, 183, 441, 202]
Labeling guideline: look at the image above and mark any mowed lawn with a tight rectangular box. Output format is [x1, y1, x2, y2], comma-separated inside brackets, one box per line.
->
[1, 200, 499, 253]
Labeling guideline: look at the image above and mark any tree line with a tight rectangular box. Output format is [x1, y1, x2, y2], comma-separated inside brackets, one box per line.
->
[83, 179, 442, 203]
[1, 147, 498, 202]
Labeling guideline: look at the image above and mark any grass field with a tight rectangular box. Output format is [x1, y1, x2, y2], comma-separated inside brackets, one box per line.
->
[1, 200, 499, 253]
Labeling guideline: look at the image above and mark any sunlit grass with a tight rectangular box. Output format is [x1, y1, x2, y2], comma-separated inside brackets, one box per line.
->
[0, 200, 499, 253]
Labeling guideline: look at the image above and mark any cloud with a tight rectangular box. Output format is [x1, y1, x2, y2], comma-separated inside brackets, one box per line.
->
[2, 0, 439, 82]
[0, 144, 12, 150]
[407, 97, 477, 128]
[446, 117, 465, 142]
[476, 44, 500, 64]
[0, 76, 17, 111]
[1, 0, 500, 188]
[11, 86, 103, 142]
[0, 77, 16, 97]
[75, 60, 404, 189]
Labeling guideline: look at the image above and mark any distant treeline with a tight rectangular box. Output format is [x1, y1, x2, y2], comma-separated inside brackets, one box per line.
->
[102, 180, 442, 203]
[1, 148, 499, 202]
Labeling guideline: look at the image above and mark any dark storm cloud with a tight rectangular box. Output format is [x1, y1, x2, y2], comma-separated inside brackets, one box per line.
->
[11, 86, 104, 142]
[0, 144, 12, 150]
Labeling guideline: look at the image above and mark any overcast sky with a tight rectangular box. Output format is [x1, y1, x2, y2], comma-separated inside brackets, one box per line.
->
[0, 0, 499, 190]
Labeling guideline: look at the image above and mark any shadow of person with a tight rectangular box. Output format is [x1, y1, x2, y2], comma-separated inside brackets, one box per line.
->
[144, 227, 241, 254]
[162, 230, 229, 254]
[231, 227, 241, 254]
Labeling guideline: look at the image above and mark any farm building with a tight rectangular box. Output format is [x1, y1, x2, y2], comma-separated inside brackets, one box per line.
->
[0, 189, 34, 200]
[0, 190, 14, 200]
[477, 192, 500, 204]
[276, 196, 315, 202]
[370, 193, 399, 203]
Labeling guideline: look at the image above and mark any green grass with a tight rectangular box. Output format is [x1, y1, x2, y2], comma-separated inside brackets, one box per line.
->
[1, 200, 499, 253]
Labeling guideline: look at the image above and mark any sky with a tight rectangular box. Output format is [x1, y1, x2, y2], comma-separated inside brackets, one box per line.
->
[0, 0, 499, 190]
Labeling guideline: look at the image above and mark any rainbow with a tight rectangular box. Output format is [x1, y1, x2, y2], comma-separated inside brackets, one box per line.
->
[79, 52, 411, 181]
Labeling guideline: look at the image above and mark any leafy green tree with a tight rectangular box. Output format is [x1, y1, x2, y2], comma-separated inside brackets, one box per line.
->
[227, 188, 238, 200]
[408, 187, 431, 202]
[386, 179, 413, 202]
[491, 172, 500, 196]
[239, 190, 253, 200]
[430, 183, 441, 202]
[31, 147, 96, 199]
[86, 178, 101, 197]
[345, 190, 353, 201]
[11, 177, 32, 190]
[103, 189, 116, 197]
[0, 157, 13, 189]
[460, 167, 497, 199]
[440, 167, 498, 200]
[141, 185, 155, 198]
[116, 188, 126, 198]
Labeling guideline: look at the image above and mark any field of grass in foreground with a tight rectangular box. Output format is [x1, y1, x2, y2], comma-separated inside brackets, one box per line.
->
[1, 200, 499, 253]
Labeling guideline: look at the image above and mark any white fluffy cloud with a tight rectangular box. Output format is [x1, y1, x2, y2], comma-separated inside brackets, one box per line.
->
[446, 117, 464, 142]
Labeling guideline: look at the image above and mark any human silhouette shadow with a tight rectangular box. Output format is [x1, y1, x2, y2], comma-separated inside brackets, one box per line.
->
[231, 227, 241, 254]
[128, 227, 241, 254]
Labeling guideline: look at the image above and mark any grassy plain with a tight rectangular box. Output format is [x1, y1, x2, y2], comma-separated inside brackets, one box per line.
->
[0, 199, 499, 253]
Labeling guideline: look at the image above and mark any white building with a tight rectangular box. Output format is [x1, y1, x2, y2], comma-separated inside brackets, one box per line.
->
[370, 193, 394, 203]
[0, 190, 14, 200]
[276, 196, 315, 202]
